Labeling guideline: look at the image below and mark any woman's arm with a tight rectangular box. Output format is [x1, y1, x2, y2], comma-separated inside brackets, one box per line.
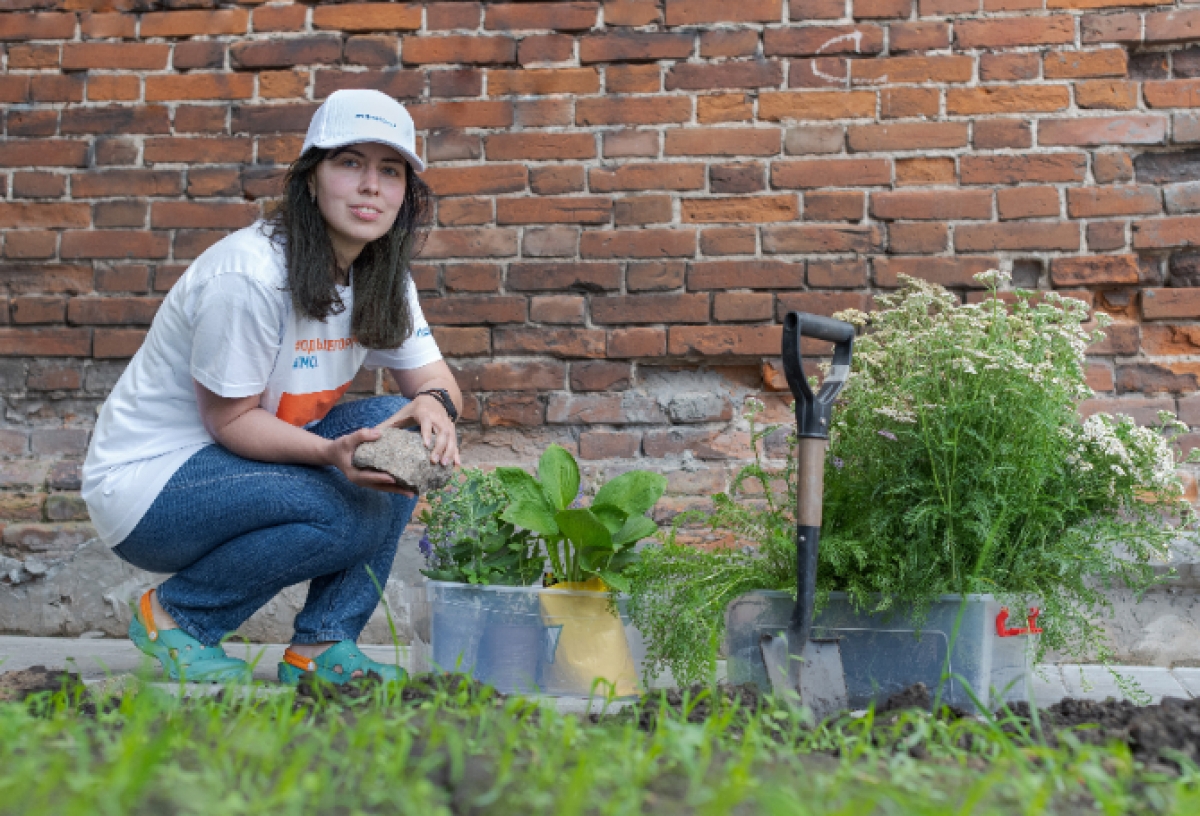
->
[193, 381, 407, 494]
[384, 358, 462, 467]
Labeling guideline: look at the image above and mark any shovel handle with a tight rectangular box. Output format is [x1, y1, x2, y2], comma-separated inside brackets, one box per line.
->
[782, 312, 855, 441]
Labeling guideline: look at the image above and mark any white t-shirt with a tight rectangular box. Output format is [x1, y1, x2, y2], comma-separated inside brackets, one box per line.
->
[82, 222, 443, 546]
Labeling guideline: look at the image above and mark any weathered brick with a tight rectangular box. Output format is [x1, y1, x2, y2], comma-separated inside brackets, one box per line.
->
[980, 53, 1039, 82]
[144, 137, 253, 164]
[580, 229, 696, 258]
[805, 191, 865, 220]
[494, 328, 606, 358]
[997, 186, 1060, 220]
[1081, 12, 1141, 45]
[665, 0, 782, 24]
[759, 90, 876, 121]
[580, 431, 641, 460]
[955, 222, 1080, 252]
[1145, 8, 1200, 44]
[1039, 116, 1166, 146]
[146, 74, 254, 102]
[946, 86, 1069, 115]
[1050, 255, 1140, 286]
[589, 163, 705, 192]
[1143, 288, 1200, 319]
[1141, 325, 1200, 357]
[667, 325, 782, 356]
[576, 96, 692, 125]
[485, 132, 595, 160]
[151, 202, 257, 230]
[0, 203, 89, 229]
[1067, 186, 1161, 217]
[700, 227, 757, 255]
[421, 228, 519, 258]
[666, 61, 783, 91]
[852, 55, 972, 85]
[763, 25, 883, 57]
[61, 43, 169, 71]
[314, 70, 424, 100]
[772, 158, 891, 188]
[871, 190, 992, 221]
[312, 3, 421, 31]
[0, 329, 90, 357]
[508, 262, 621, 291]
[482, 394, 544, 428]
[608, 327, 666, 357]
[681, 196, 798, 224]
[592, 293, 709, 324]
[0, 12, 75, 41]
[1043, 49, 1128, 79]
[496, 197, 612, 225]
[955, 16, 1075, 49]
[1075, 80, 1138, 111]
[887, 223, 948, 253]
[61, 106, 171, 135]
[880, 88, 940, 120]
[700, 29, 760, 59]
[1117, 363, 1200, 394]
[1088, 221, 1127, 251]
[231, 37, 343, 70]
[973, 120, 1033, 149]
[1133, 217, 1200, 249]
[762, 224, 884, 253]
[960, 153, 1087, 184]
[847, 123, 968, 152]
[61, 231, 171, 260]
[895, 158, 956, 186]
[141, 9, 249, 38]
[423, 165, 526, 196]
[874, 256, 998, 287]
[451, 360, 564, 391]
[687, 260, 803, 290]
[254, 4, 308, 32]
[580, 32, 693, 63]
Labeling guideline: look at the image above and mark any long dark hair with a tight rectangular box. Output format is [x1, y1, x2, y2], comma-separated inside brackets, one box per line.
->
[266, 146, 433, 349]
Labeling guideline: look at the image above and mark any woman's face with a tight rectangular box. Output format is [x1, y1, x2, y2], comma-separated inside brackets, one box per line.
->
[309, 141, 408, 268]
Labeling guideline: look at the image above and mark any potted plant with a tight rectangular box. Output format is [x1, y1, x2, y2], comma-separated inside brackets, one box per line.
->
[629, 271, 1197, 704]
[420, 448, 666, 696]
[495, 444, 665, 696]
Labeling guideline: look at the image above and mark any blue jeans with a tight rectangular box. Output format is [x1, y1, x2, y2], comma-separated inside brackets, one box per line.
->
[113, 396, 417, 647]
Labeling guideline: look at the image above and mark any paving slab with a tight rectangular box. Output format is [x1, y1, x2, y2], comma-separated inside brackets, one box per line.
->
[1028, 664, 1068, 708]
[1059, 665, 1190, 703]
[1169, 667, 1200, 698]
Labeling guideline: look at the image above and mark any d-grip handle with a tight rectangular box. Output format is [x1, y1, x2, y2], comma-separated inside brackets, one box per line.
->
[788, 312, 855, 345]
[782, 312, 855, 440]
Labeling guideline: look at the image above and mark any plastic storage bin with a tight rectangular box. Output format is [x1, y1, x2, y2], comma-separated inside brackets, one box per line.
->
[426, 580, 647, 697]
[725, 591, 1036, 711]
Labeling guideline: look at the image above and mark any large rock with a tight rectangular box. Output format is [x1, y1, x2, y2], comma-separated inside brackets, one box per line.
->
[352, 428, 453, 494]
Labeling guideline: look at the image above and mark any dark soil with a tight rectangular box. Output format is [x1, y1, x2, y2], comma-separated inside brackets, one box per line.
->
[292, 670, 499, 709]
[998, 695, 1200, 770]
[0, 665, 78, 702]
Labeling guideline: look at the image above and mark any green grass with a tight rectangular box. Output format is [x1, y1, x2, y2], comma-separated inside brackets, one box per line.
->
[2, 676, 1199, 816]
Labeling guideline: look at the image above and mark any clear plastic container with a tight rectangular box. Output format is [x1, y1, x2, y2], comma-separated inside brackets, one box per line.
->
[426, 580, 647, 697]
[725, 591, 1036, 711]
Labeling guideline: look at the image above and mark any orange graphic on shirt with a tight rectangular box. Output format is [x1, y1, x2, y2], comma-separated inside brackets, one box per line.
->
[276, 381, 353, 427]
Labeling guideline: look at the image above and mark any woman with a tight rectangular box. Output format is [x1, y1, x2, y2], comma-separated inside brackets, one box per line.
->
[82, 90, 461, 684]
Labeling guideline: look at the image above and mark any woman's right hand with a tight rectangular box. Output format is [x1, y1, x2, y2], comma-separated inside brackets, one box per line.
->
[326, 427, 416, 496]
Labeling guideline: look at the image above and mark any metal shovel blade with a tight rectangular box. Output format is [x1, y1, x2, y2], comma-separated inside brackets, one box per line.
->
[760, 632, 849, 722]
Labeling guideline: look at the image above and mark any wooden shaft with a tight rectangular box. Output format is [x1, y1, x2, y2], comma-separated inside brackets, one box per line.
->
[796, 437, 827, 528]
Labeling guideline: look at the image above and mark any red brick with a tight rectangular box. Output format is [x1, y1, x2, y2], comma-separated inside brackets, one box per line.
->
[568, 361, 630, 391]
[608, 327, 666, 357]
[0, 203, 89, 229]
[851, 55, 972, 85]
[759, 90, 876, 121]
[529, 167, 584, 196]
[402, 34, 517, 64]
[847, 123, 968, 152]
[95, 201, 148, 228]
[1044, 49, 1128, 79]
[667, 325, 782, 356]
[615, 195, 672, 225]
[589, 163, 705, 193]
[150, 202, 257, 230]
[1067, 186, 1161, 218]
[787, 57, 847, 90]
[141, 9, 249, 38]
[428, 68, 481, 97]
[580, 229, 696, 258]
[429, 326, 490, 356]
[687, 260, 803, 290]
[791, 0, 846, 17]
[602, 131, 660, 158]
[0, 264, 91, 295]
[230, 37, 342, 70]
[855, 0, 912, 17]
[87, 75, 141, 102]
[494, 327, 606, 358]
[508, 262, 621, 291]
[440, 264, 498, 293]
[955, 16, 1075, 49]
[955, 223, 1080, 252]
[713, 292, 774, 322]
[887, 223, 948, 253]
[890, 21, 950, 51]
[12, 297, 65, 325]
[980, 53, 1039, 82]
[496, 197, 611, 225]
[61, 43, 169, 71]
[481, 394, 544, 428]
[763, 25, 884, 57]
[31, 74, 84, 104]
[1141, 325, 1200, 357]
[144, 138, 252, 165]
[485, 133, 595, 161]
[1050, 255, 1140, 286]
[772, 158, 891, 188]
[428, 2, 483, 29]
[175, 106, 230, 134]
[895, 158, 956, 186]
[874, 256, 998, 287]
[0, 141, 87, 168]
[1039, 116, 1166, 146]
[960, 153, 1086, 184]
[0, 76, 31, 104]
[1081, 12, 1141, 45]
[343, 36, 400, 67]
[72, 170, 182, 199]
[1145, 9, 1200, 44]
[95, 265, 150, 293]
[254, 4, 308, 32]
[1133, 217, 1200, 249]
[1117, 363, 1200, 394]
[312, 3, 421, 31]
[592, 293, 709, 324]
[0, 12, 75, 41]
[576, 96, 691, 126]
[67, 297, 160, 325]
[762, 224, 884, 253]
[580, 31, 693, 63]
[174, 41, 225, 71]
[700, 227, 757, 255]
[880, 88, 940, 119]
[81, 12, 135, 40]
[0, 329, 90, 357]
[666, 61, 783, 91]
[4, 232, 57, 259]
[147, 74, 253, 103]
[61, 231, 171, 260]
[776, 292, 872, 320]
[530, 295, 585, 324]
[424, 295, 527, 324]
[1142, 289, 1200, 319]
[871, 190, 992, 221]
[805, 191, 864, 220]
[997, 186, 1060, 219]
[487, 68, 600, 96]
[423, 165, 526, 196]
[314, 70, 423, 100]
[61, 106, 170, 135]
[579, 431, 641, 460]
[93, 329, 146, 359]
[11, 172, 65, 199]
[514, 97, 572, 127]
[700, 29, 760, 59]
[682, 196, 798, 224]
[1088, 221, 1127, 251]
[451, 360, 564, 391]
[665, 0, 782, 23]
[409, 100, 514, 129]
[486, 2, 599, 30]
[946, 86, 1069, 115]
[420, 228, 519, 259]
[1076, 80, 1138, 111]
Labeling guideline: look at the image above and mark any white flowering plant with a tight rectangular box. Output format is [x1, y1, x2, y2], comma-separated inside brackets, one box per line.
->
[821, 272, 1197, 669]
[628, 272, 1197, 687]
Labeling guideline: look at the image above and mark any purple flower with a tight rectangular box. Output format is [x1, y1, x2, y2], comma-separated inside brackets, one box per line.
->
[878, 430, 897, 441]
[418, 534, 433, 563]
[570, 482, 586, 509]
[832, 456, 844, 469]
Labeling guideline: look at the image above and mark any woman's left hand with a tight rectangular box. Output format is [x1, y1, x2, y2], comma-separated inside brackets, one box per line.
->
[381, 395, 460, 467]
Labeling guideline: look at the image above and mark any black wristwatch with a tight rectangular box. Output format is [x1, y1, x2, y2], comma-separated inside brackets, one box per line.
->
[416, 388, 458, 423]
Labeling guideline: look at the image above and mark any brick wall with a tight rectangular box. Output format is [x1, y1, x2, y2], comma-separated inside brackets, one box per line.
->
[3, 0, 1200, 563]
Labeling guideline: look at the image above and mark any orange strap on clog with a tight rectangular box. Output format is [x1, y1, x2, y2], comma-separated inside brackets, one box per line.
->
[139, 589, 160, 642]
[282, 647, 316, 673]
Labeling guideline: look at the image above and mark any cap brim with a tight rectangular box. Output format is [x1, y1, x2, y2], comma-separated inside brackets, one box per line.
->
[311, 137, 426, 173]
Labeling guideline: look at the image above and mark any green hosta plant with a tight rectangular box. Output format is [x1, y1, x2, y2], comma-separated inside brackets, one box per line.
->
[629, 271, 1198, 688]
[495, 445, 666, 592]
[418, 468, 542, 586]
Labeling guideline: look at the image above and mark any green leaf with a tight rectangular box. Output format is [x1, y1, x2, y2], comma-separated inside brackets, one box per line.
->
[538, 444, 580, 512]
[598, 570, 631, 594]
[594, 471, 667, 517]
[494, 467, 548, 508]
[502, 500, 560, 538]
[591, 503, 628, 535]
[613, 514, 658, 548]
[555, 507, 612, 552]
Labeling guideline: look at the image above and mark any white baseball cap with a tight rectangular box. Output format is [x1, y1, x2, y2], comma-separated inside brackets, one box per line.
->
[301, 89, 425, 173]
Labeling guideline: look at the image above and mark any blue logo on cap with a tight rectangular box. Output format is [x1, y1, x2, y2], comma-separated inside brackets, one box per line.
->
[355, 113, 397, 129]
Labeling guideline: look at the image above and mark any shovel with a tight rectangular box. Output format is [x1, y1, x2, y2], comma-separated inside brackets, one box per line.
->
[759, 311, 855, 721]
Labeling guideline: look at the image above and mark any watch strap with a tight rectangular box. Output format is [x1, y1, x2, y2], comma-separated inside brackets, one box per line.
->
[416, 388, 458, 422]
